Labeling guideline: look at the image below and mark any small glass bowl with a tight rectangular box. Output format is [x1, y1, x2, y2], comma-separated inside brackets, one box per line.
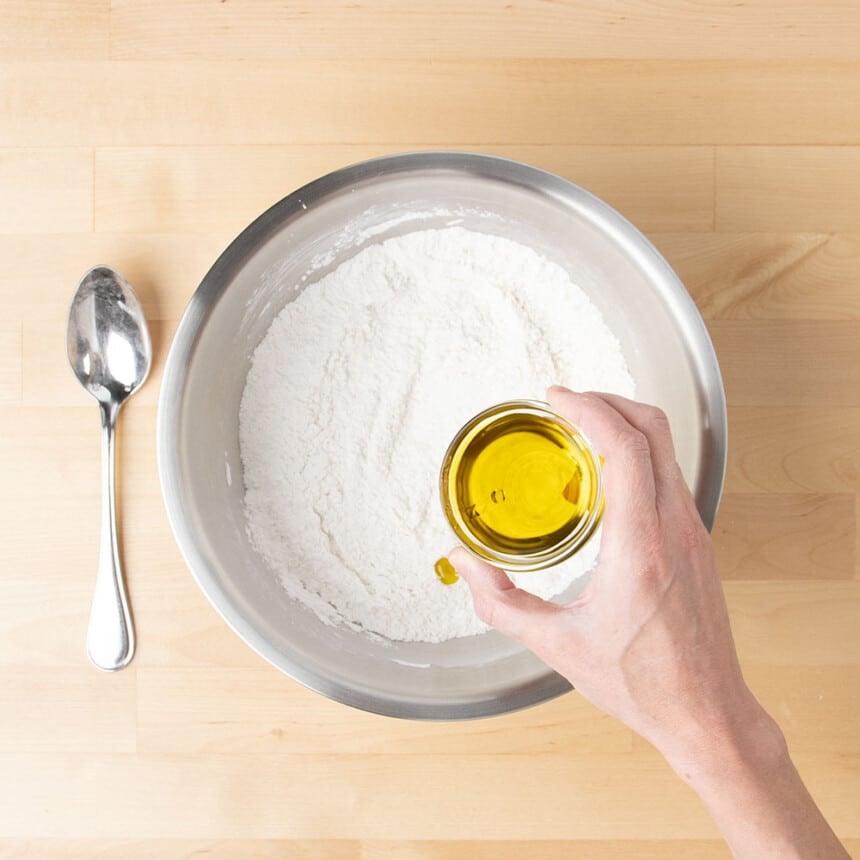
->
[439, 400, 604, 572]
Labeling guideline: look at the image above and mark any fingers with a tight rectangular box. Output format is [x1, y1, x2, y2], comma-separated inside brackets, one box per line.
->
[449, 547, 567, 650]
[547, 386, 658, 527]
[574, 391, 699, 526]
[585, 392, 688, 504]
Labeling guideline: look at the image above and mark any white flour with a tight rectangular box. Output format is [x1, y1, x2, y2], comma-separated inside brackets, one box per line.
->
[239, 227, 634, 642]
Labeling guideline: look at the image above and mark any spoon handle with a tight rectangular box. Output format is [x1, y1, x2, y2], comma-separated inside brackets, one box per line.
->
[87, 401, 135, 671]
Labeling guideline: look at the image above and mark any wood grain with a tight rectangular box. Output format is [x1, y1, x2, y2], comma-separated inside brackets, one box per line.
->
[725, 581, 860, 666]
[109, 0, 860, 61]
[654, 233, 860, 320]
[716, 147, 860, 232]
[711, 320, 860, 406]
[0, 1, 108, 61]
[2, 61, 860, 147]
[0, 322, 22, 405]
[0, 148, 93, 233]
[0, 841, 728, 860]
[2, 1, 860, 855]
[360, 843, 738, 860]
[33, 840, 860, 860]
[0, 842, 845, 860]
[0, 751, 729, 839]
[0, 406, 162, 500]
[725, 406, 860, 493]
[0, 749, 855, 840]
[0, 667, 136, 754]
[714, 493, 855, 580]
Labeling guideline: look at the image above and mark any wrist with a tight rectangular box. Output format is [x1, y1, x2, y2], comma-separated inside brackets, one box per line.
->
[660, 689, 789, 790]
[655, 691, 849, 859]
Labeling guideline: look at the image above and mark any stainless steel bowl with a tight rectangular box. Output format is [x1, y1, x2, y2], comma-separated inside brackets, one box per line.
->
[157, 151, 727, 720]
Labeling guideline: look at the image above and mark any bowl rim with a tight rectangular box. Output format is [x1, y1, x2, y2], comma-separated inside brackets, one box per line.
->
[157, 150, 728, 720]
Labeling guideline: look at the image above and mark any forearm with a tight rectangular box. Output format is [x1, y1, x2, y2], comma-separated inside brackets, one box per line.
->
[456, 391, 850, 858]
[662, 699, 849, 860]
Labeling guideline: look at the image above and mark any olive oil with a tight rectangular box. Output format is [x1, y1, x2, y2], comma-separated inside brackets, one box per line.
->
[434, 556, 459, 585]
[439, 401, 603, 574]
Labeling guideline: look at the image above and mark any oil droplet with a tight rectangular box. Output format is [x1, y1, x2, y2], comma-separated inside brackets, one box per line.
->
[434, 556, 459, 586]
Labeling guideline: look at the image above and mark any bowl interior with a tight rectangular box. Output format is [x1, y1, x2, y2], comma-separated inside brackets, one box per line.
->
[159, 154, 726, 719]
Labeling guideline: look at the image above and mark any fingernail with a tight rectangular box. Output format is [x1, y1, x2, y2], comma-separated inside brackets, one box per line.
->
[547, 384, 573, 396]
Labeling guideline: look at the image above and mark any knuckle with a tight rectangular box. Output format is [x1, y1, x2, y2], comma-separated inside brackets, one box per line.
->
[646, 406, 670, 431]
[623, 428, 652, 460]
[678, 521, 706, 551]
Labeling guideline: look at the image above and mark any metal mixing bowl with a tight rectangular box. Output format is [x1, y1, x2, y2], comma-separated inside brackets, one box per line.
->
[157, 151, 726, 720]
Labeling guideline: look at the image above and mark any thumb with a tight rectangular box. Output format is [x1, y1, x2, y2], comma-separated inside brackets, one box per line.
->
[449, 547, 567, 650]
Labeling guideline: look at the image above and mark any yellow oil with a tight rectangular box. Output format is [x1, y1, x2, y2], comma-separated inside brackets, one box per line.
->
[448, 410, 599, 556]
[434, 556, 459, 585]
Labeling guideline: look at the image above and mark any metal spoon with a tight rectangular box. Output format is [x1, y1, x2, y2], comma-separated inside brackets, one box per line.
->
[66, 265, 152, 671]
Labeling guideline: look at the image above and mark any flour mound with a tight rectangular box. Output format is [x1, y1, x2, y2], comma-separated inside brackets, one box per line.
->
[239, 227, 634, 642]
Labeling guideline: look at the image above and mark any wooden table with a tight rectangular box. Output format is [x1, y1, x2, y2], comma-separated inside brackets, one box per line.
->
[2, 2, 858, 857]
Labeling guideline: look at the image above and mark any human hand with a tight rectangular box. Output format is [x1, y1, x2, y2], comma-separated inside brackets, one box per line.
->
[450, 386, 762, 767]
[451, 386, 849, 858]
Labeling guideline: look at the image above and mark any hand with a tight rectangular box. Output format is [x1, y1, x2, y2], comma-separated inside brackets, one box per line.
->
[451, 385, 755, 761]
[450, 386, 849, 859]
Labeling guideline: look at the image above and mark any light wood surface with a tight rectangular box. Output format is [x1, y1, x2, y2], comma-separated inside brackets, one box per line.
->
[1, 2, 859, 857]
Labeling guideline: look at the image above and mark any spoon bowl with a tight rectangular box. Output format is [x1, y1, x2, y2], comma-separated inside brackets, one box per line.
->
[67, 266, 152, 405]
[67, 265, 152, 671]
